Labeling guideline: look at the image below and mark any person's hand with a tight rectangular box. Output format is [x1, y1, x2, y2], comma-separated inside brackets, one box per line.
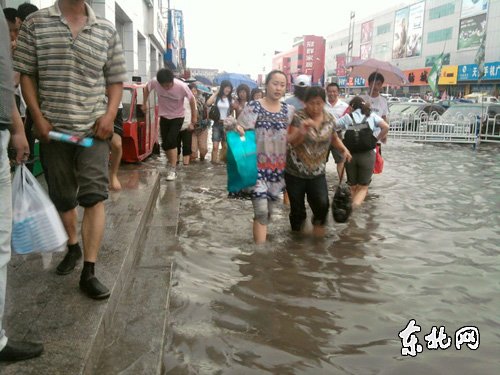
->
[141, 103, 147, 113]
[9, 131, 30, 164]
[188, 123, 195, 131]
[235, 124, 245, 137]
[94, 112, 115, 140]
[300, 119, 313, 135]
[33, 116, 54, 143]
[342, 148, 352, 163]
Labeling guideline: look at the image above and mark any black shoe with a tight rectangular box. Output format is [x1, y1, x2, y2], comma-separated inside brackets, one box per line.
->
[56, 247, 82, 275]
[0, 340, 43, 362]
[79, 276, 110, 300]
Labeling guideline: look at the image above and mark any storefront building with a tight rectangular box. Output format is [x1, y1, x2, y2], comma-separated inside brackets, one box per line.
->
[4, 0, 169, 83]
[324, 0, 500, 97]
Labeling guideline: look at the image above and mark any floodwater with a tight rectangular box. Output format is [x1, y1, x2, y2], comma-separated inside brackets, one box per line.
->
[161, 140, 500, 375]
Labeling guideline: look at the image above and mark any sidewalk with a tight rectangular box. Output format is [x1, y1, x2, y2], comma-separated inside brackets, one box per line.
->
[0, 160, 166, 375]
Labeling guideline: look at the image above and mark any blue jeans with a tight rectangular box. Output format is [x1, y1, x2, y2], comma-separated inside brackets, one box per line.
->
[284, 172, 329, 231]
[0, 130, 12, 350]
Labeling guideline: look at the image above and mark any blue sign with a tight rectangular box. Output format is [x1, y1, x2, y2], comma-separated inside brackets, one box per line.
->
[458, 62, 500, 81]
[338, 76, 366, 87]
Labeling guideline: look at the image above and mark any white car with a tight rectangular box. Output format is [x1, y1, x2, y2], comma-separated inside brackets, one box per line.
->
[387, 97, 401, 103]
[408, 98, 427, 103]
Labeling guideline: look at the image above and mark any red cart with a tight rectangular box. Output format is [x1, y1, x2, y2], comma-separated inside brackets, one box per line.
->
[121, 82, 160, 162]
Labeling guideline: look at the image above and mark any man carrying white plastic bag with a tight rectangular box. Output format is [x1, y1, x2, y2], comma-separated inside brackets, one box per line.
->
[0, 11, 43, 362]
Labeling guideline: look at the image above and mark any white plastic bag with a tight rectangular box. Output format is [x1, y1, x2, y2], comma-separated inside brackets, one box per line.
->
[11, 165, 68, 254]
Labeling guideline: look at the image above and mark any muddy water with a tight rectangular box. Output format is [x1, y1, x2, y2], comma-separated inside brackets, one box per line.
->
[161, 141, 499, 375]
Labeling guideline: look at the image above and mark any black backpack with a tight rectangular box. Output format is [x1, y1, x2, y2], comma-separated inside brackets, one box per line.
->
[343, 114, 378, 153]
[331, 168, 352, 223]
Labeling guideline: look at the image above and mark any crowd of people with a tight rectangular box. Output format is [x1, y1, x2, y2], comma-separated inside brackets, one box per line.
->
[0, 0, 389, 363]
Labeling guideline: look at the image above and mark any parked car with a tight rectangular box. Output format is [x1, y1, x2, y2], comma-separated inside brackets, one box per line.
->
[428, 103, 500, 135]
[389, 103, 446, 131]
[387, 96, 401, 103]
[436, 98, 473, 109]
[408, 98, 428, 104]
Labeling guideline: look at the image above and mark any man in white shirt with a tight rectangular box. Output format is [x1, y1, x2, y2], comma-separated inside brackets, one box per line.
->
[361, 72, 388, 143]
[325, 83, 349, 179]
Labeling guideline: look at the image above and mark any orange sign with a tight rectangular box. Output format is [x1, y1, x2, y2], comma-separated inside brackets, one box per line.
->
[438, 65, 458, 85]
[403, 68, 431, 86]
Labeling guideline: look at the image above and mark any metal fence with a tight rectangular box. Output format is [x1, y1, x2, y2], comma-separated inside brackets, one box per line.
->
[388, 111, 500, 144]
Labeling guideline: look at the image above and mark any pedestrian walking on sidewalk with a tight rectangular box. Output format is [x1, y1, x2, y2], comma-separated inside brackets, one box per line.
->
[0, 11, 43, 361]
[13, 0, 127, 299]
[226, 70, 294, 244]
[143, 68, 197, 180]
[206, 80, 233, 164]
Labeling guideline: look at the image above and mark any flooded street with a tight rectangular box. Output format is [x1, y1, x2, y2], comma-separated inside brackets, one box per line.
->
[160, 140, 499, 375]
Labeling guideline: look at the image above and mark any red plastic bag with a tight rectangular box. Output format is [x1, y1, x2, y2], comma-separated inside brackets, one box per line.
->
[373, 144, 384, 174]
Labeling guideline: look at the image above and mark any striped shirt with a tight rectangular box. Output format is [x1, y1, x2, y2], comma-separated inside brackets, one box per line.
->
[13, 1, 127, 135]
[0, 13, 14, 130]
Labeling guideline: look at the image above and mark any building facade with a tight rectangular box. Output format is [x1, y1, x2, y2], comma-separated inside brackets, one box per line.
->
[4, 0, 169, 83]
[272, 35, 326, 90]
[325, 0, 500, 97]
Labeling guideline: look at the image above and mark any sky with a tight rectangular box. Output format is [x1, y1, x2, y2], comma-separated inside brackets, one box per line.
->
[170, 0, 412, 78]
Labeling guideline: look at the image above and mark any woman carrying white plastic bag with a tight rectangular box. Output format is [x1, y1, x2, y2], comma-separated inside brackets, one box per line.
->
[11, 165, 67, 254]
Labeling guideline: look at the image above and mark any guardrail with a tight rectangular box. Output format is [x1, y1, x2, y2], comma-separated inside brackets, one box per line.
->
[388, 111, 500, 144]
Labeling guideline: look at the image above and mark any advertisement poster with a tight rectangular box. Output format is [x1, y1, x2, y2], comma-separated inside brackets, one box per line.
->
[458, 13, 487, 50]
[461, 0, 488, 18]
[425, 53, 450, 67]
[360, 44, 372, 60]
[361, 20, 373, 44]
[406, 1, 424, 57]
[392, 2, 424, 59]
[360, 20, 373, 59]
[392, 7, 409, 59]
[336, 54, 346, 77]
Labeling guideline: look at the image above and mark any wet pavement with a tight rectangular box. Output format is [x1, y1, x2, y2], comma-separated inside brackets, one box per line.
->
[0, 139, 499, 375]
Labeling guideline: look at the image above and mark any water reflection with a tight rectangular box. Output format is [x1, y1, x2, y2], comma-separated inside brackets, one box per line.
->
[162, 141, 500, 375]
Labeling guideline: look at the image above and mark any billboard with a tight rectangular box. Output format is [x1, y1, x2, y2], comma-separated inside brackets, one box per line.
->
[336, 54, 346, 77]
[392, 1, 425, 59]
[425, 53, 450, 67]
[461, 0, 488, 18]
[165, 9, 185, 70]
[458, 13, 487, 50]
[360, 20, 373, 59]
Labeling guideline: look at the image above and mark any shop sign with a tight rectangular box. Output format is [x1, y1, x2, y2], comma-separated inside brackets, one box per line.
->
[458, 62, 500, 81]
[438, 66, 458, 85]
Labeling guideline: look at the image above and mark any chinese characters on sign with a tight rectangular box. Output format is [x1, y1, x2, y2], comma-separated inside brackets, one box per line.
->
[399, 320, 480, 357]
[305, 41, 315, 70]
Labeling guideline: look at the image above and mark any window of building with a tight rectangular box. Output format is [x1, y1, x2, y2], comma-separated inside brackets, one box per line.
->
[427, 28, 453, 43]
[429, 3, 455, 20]
[377, 23, 391, 35]
[374, 43, 388, 54]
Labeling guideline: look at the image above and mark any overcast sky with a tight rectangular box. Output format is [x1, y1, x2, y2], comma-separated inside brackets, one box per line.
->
[171, 0, 412, 78]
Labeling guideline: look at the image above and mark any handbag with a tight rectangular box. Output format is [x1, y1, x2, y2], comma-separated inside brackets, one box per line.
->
[11, 165, 68, 254]
[208, 102, 220, 122]
[373, 144, 384, 174]
[343, 115, 378, 153]
[331, 167, 352, 223]
[226, 130, 257, 193]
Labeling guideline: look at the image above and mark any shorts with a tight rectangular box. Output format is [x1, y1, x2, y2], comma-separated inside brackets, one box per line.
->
[40, 137, 110, 212]
[345, 149, 376, 186]
[330, 146, 344, 164]
[113, 107, 123, 136]
[212, 122, 225, 143]
[160, 117, 184, 151]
